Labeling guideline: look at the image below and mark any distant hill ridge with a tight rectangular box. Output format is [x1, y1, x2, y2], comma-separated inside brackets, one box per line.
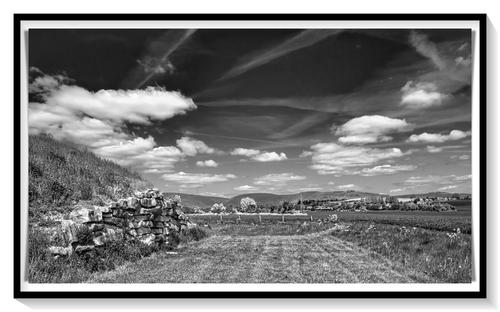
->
[168, 190, 471, 209]
[395, 192, 470, 198]
[163, 193, 228, 209]
[168, 190, 384, 209]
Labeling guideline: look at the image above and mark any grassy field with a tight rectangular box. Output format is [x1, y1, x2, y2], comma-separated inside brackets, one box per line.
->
[329, 222, 471, 283]
[309, 211, 471, 234]
[31, 202, 471, 283]
[188, 203, 472, 234]
[90, 215, 471, 283]
[90, 228, 429, 283]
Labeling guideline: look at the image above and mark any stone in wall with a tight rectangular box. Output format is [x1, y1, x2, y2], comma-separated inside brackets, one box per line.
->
[49, 189, 189, 256]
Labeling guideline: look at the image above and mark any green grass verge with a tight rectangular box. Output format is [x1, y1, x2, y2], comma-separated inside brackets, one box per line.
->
[28, 225, 210, 283]
[330, 221, 471, 283]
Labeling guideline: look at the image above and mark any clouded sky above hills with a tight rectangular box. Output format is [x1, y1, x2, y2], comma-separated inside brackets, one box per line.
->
[28, 28, 473, 197]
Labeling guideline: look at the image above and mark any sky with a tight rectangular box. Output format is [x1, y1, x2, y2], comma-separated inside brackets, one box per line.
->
[28, 28, 473, 197]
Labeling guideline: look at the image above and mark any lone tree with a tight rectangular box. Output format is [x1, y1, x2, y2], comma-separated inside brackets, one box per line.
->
[210, 202, 226, 214]
[240, 197, 257, 213]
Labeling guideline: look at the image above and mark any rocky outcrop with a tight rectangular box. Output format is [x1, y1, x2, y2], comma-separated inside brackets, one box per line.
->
[50, 189, 189, 256]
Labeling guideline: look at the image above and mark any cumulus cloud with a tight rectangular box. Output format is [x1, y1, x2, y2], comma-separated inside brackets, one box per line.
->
[400, 81, 449, 109]
[299, 150, 313, 157]
[28, 67, 74, 97]
[450, 154, 470, 160]
[407, 130, 471, 143]
[179, 184, 203, 189]
[234, 185, 258, 192]
[230, 148, 287, 162]
[389, 173, 471, 193]
[95, 136, 157, 158]
[337, 184, 357, 190]
[230, 148, 260, 157]
[334, 115, 411, 144]
[403, 176, 435, 184]
[161, 172, 237, 184]
[459, 155, 470, 160]
[303, 142, 405, 175]
[252, 152, 287, 162]
[196, 160, 218, 167]
[143, 169, 165, 174]
[426, 145, 443, 153]
[176, 137, 216, 156]
[29, 75, 64, 94]
[357, 164, 417, 176]
[29, 111, 186, 174]
[438, 185, 457, 191]
[292, 186, 323, 192]
[397, 174, 472, 189]
[29, 113, 127, 149]
[337, 135, 392, 145]
[35, 85, 196, 125]
[455, 174, 472, 181]
[389, 188, 404, 193]
[28, 71, 205, 175]
[101, 138, 220, 174]
[100, 140, 185, 173]
[254, 173, 306, 186]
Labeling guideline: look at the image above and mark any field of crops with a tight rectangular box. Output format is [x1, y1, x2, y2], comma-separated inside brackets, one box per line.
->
[187, 200, 472, 234]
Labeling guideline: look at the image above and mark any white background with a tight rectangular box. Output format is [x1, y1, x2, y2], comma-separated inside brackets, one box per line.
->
[18, 18, 482, 295]
[1, 0, 499, 311]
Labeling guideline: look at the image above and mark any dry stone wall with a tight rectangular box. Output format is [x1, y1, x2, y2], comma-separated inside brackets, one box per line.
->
[49, 189, 189, 256]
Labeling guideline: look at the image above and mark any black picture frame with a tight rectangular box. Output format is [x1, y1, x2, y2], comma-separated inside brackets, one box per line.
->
[14, 13, 487, 299]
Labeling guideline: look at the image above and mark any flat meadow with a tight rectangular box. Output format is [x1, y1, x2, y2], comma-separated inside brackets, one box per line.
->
[89, 202, 472, 283]
[32, 200, 472, 283]
[179, 200, 472, 283]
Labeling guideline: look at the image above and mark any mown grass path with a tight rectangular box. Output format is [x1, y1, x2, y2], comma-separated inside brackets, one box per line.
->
[90, 230, 432, 283]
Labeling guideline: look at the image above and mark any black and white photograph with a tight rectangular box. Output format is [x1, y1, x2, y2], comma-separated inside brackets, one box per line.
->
[15, 15, 486, 298]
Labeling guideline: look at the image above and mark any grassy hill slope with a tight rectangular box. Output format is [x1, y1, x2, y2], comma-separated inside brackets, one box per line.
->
[29, 134, 151, 215]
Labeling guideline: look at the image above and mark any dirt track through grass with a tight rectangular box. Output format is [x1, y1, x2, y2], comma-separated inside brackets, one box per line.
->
[90, 230, 430, 283]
